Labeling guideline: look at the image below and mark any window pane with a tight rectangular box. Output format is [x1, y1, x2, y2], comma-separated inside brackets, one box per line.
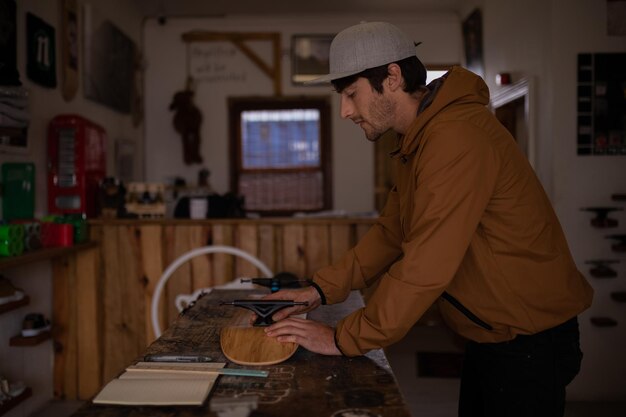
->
[241, 109, 320, 169]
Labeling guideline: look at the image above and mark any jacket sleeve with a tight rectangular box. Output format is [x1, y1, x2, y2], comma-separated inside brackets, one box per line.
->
[335, 122, 500, 356]
[312, 185, 404, 305]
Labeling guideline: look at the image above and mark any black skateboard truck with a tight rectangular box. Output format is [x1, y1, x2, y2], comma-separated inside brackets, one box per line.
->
[220, 300, 308, 326]
[241, 272, 312, 293]
[584, 259, 619, 278]
[581, 207, 622, 228]
[606, 234, 626, 252]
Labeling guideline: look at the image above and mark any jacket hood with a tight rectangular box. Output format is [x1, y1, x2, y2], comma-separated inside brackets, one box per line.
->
[396, 66, 490, 157]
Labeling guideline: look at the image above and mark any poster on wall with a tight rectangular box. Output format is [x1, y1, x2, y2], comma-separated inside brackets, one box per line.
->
[83, 4, 135, 113]
[26, 12, 57, 88]
[577, 53, 626, 155]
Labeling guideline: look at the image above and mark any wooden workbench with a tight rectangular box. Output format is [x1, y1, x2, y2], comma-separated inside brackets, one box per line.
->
[70, 289, 412, 417]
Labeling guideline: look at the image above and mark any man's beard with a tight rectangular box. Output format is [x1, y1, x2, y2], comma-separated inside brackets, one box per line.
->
[363, 94, 395, 142]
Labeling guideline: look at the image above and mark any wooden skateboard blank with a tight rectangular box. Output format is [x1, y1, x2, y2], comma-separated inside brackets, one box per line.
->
[220, 306, 300, 366]
[220, 326, 298, 366]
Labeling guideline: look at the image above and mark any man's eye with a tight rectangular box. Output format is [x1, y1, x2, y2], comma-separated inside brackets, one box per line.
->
[347, 92, 356, 98]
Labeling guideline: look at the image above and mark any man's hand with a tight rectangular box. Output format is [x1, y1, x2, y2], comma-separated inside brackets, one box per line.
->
[251, 286, 322, 324]
[265, 317, 342, 356]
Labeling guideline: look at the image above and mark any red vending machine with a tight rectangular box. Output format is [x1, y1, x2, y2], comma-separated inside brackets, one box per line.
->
[47, 115, 106, 217]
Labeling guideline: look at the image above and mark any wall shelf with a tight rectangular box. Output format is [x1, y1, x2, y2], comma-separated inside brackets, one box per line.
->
[0, 387, 32, 416]
[0, 242, 98, 271]
[0, 296, 30, 315]
[590, 317, 618, 327]
[611, 291, 626, 303]
[9, 331, 51, 347]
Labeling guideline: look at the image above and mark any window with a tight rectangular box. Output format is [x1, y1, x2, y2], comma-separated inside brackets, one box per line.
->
[229, 96, 332, 215]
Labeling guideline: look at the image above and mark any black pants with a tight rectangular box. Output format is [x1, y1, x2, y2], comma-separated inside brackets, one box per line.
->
[458, 317, 582, 417]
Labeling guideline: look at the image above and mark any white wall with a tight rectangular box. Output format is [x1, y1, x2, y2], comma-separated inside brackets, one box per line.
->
[548, 0, 626, 401]
[0, 0, 144, 217]
[476, 0, 626, 401]
[143, 13, 462, 213]
[0, 1, 143, 415]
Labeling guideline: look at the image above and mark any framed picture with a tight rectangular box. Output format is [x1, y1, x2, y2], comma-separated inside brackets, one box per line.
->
[115, 138, 136, 181]
[462, 9, 484, 78]
[0, 125, 28, 154]
[291, 34, 333, 85]
[83, 4, 136, 113]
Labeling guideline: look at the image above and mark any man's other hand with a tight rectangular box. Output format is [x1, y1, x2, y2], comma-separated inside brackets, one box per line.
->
[265, 317, 341, 356]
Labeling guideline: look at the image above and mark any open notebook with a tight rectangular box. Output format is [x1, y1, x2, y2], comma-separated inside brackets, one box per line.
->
[92, 362, 226, 406]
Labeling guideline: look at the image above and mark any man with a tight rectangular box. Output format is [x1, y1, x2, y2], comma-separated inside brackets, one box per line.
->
[263, 21, 593, 416]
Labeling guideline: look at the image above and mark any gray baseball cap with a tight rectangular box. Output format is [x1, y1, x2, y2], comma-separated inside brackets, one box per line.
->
[306, 21, 417, 84]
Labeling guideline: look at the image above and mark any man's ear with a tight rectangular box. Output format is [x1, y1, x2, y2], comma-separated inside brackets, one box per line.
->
[386, 63, 404, 92]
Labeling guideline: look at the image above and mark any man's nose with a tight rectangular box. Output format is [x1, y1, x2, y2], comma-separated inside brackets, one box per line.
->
[340, 96, 353, 119]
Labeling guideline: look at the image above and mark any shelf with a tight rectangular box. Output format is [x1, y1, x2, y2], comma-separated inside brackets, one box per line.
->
[611, 291, 626, 303]
[9, 331, 51, 346]
[0, 242, 98, 271]
[612, 193, 626, 201]
[0, 387, 32, 416]
[0, 296, 30, 315]
[590, 317, 618, 327]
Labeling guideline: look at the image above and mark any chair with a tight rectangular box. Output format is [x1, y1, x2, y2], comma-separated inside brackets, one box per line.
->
[150, 245, 273, 338]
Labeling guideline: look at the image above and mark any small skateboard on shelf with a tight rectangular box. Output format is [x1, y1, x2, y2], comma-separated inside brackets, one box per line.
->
[61, 0, 79, 101]
[220, 300, 307, 366]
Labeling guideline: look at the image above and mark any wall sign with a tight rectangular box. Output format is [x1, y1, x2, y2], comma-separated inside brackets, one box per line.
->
[182, 31, 282, 96]
[26, 12, 57, 88]
[577, 53, 626, 155]
[189, 43, 247, 84]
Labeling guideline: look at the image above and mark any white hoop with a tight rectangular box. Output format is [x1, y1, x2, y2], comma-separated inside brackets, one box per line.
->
[151, 245, 273, 338]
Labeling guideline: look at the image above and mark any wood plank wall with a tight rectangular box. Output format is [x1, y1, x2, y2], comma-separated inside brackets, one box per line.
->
[55, 218, 374, 400]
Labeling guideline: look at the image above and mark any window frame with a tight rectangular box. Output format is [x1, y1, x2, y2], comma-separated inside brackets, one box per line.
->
[228, 95, 333, 216]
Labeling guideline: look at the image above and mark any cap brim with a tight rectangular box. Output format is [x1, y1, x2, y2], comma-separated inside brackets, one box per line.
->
[303, 68, 364, 85]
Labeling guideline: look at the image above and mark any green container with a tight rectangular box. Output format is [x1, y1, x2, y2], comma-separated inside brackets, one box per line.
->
[2, 163, 35, 221]
[0, 225, 19, 240]
[0, 239, 23, 256]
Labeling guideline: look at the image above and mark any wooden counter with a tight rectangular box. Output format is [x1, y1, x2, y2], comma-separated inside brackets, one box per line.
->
[56, 218, 375, 401]
[70, 289, 412, 417]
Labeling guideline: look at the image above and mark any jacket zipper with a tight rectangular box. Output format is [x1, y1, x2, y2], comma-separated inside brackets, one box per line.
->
[441, 291, 493, 331]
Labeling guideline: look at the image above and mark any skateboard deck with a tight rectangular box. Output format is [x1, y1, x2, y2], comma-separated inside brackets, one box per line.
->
[61, 0, 78, 101]
[220, 307, 300, 366]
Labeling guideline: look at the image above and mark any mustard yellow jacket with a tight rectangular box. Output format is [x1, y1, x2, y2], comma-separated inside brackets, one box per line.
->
[313, 66, 593, 356]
